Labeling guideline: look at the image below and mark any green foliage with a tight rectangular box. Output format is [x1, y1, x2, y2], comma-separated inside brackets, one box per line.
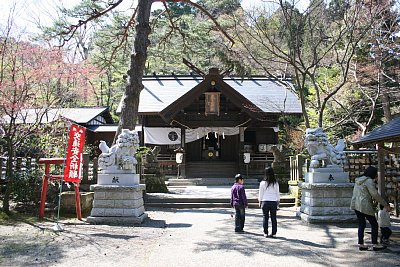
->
[146, 0, 242, 75]
[278, 116, 306, 155]
[197, 0, 241, 16]
[144, 174, 168, 193]
[135, 146, 152, 162]
[10, 168, 43, 205]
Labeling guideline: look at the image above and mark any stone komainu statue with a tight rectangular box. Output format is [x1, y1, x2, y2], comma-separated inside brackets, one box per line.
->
[98, 129, 140, 171]
[145, 146, 161, 164]
[304, 127, 347, 168]
[270, 145, 285, 163]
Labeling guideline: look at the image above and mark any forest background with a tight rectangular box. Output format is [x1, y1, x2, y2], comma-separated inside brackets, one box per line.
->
[0, 0, 399, 213]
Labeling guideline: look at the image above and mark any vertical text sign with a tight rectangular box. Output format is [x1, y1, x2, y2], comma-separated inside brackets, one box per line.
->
[63, 124, 86, 183]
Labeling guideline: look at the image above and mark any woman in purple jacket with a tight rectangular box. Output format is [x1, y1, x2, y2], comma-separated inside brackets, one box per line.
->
[230, 174, 248, 233]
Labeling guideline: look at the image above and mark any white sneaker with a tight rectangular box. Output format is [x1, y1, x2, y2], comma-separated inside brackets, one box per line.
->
[263, 233, 268, 237]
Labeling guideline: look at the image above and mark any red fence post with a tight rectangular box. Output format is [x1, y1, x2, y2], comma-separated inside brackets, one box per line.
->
[39, 163, 50, 219]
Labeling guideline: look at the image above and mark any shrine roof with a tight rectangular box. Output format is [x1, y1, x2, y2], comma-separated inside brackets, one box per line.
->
[116, 75, 302, 115]
[353, 116, 400, 145]
[4, 107, 113, 125]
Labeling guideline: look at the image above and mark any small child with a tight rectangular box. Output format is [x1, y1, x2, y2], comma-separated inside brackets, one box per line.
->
[378, 204, 392, 245]
[230, 174, 248, 233]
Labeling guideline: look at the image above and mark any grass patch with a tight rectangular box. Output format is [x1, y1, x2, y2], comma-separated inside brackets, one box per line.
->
[0, 211, 10, 222]
[0, 210, 40, 225]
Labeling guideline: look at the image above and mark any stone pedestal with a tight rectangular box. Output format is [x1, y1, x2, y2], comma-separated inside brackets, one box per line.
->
[305, 166, 350, 183]
[98, 171, 140, 185]
[298, 182, 356, 223]
[86, 184, 147, 225]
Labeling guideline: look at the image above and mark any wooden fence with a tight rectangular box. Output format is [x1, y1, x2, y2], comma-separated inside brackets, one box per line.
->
[289, 150, 379, 182]
[0, 155, 99, 189]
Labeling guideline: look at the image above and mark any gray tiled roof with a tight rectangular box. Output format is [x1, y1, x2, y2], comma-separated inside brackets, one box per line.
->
[117, 76, 301, 114]
[87, 125, 142, 132]
[4, 107, 109, 124]
[224, 78, 301, 113]
[354, 116, 400, 144]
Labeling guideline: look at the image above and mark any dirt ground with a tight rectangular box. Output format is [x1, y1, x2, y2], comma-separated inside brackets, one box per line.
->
[0, 208, 170, 267]
[2, 207, 400, 267]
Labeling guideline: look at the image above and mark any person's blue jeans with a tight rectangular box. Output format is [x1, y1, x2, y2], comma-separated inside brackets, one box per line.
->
[355, 210, 378, 245]
[234, 205, 245, 232]
[261, 201, 278, 235]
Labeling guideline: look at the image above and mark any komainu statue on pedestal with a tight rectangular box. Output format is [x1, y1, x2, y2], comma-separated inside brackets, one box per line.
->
[98, 129, 140, 172]
[304, 128, 346, 168]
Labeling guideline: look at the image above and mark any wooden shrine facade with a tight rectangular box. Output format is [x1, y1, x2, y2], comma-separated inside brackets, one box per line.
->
[119, 68, 302, 178]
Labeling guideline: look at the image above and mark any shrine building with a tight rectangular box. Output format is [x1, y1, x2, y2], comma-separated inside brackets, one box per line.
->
[117, 68, 302, 179]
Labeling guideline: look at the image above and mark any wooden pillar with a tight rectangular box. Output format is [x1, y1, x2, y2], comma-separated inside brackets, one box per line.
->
[180, 127, 186, 178]
[239, 127, 245, 173]
[377, 142, 386, 198]
[140, 116, 145, 146]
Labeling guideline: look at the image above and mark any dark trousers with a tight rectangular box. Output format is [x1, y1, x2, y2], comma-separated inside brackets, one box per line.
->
[261, 201, 278, 235]
[355, 210, 379, 245]
[380, 227, 392, 241]
[234, 205, 245, 231]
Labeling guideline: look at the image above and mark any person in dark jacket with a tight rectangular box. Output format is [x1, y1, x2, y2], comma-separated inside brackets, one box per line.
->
[230, 174, 248, 233]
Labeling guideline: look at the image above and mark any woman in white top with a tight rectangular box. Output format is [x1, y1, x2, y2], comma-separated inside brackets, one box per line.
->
[258, 167, 280, 237]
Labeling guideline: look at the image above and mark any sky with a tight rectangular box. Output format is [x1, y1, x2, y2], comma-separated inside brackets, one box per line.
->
[0, 0, 310, 35]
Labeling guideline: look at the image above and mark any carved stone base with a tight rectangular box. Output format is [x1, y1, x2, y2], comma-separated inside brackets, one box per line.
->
[98, 173, 139, 186]
[298, 182, 356, 223]
[305, 167, 349, 183]
[86, 184, 146, 225]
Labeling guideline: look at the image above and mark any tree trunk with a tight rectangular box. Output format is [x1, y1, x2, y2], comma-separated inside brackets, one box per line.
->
[117, 0, 152, 138]
[381, 93, 392, 122]
[377, 52, 392, 123]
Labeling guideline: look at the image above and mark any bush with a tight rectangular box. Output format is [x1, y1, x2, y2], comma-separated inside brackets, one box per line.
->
[10, 168, 43, 205]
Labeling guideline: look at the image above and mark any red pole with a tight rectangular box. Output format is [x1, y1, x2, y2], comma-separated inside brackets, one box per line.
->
[39, 163, 50, 219]
[74, 184, 82, 220]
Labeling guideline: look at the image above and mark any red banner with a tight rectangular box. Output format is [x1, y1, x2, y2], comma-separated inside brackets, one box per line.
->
[63, 124, 86, 183]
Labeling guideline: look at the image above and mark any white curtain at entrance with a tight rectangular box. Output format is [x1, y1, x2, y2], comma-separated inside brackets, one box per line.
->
[143, 127, 240, 144]
[185, 127, 240, 143]
[144, 127, 181, 144]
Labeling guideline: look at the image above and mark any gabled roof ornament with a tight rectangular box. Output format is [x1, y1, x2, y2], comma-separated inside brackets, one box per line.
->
[183, 58, 205, 77]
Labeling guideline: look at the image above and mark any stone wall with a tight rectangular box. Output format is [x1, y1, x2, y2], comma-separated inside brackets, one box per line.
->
[60, 191, 94, 216]
[87, 184, 147, 224]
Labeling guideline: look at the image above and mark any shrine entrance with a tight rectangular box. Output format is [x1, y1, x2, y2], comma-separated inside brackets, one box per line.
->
[185, 132, 238, 162]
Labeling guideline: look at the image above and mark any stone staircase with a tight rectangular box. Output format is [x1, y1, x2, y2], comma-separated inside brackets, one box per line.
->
[166, 177, 260, 188]
[185, 161, 238, 178]
[144, 193, 295, 209]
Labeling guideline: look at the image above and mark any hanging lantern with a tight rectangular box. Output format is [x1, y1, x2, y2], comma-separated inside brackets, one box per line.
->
[244, 153, 251, 164]
[176, 152, 183, 164]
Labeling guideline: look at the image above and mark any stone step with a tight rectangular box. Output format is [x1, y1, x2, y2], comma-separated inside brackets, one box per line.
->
[145, 197, 295, 203]
[144, 195, 295, 209]
[166, 178, 260, 187]
[185, 161, 238, 178]
[144, 202, 295, 209]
